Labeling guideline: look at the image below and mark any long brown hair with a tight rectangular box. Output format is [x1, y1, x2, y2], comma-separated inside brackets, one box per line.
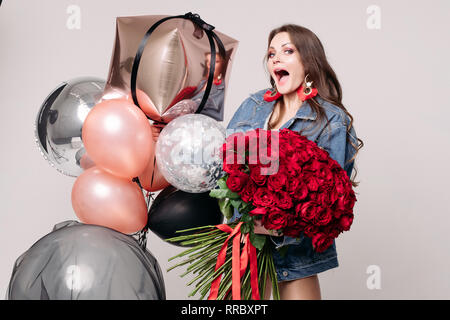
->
[265, 24, 364, 187]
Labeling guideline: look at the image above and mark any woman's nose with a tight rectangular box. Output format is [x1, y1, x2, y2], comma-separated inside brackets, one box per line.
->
[272, 53, 281, 64]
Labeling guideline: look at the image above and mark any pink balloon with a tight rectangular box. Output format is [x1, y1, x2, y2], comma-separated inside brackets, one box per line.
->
[82, 99, 154, 179]
[71, 167, 148, 234]
[126, 89, 161, 122]
[138, 153, 171, 192]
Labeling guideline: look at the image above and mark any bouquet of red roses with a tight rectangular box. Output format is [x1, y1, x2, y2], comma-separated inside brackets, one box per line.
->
[167, 128, 356, 300]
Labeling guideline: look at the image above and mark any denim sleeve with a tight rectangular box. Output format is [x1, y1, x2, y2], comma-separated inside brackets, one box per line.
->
[270, 123, 348, 249]
[317, 123, 347, 169]
[226, 96, 253, 132]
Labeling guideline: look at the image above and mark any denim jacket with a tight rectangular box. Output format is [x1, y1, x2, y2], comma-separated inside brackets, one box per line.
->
[227, 88, 358, 248]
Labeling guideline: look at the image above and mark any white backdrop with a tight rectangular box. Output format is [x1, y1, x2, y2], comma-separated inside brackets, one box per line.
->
[1, 0, 449, 299]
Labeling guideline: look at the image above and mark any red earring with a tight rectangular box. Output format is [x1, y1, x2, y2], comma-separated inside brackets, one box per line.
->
[297, 75, 318, 101]
[263, 88, 282, 102]
[213, 74, 223, 85]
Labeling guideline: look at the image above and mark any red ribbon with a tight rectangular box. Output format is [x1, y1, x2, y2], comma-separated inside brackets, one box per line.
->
[208, 222, 260, 300]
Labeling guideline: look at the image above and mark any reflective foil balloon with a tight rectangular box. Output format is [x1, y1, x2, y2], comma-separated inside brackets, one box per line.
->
[147, 185, 223, 246]
[7, 221, 165, 300]
[34, 77, 105, 177]
[71, 167, 148, 234]
[102, 14, 238, 122]
[155, 114, 225, 193]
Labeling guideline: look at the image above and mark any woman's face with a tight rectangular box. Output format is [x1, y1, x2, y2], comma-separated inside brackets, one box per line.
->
[267, 32, 305, 95]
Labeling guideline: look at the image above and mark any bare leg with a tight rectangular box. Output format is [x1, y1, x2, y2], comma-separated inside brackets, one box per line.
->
[278, 275, 321, 300]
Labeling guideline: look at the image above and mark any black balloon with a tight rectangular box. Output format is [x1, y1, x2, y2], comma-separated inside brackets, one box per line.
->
[7, 221, 166, 300]
[147, 185, 223, 246]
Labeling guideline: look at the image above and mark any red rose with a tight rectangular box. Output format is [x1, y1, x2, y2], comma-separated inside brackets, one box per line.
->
[339, 214, 354, 231]
[286, 152, 304, 173]
[309, 159, 323, 172]
[262, 207, 289, 231]
[226, 172, 249, 193]
[253, 187, 277, 207]
[315, 147, 329, 162]
[223, 162, 244, 175]
[283, 225, 303, 238]
[286, 178, 300, 195]
[317, 164, 334, 182]
[267, 170, 287, 192]
[312, 232, 334, 253]
[276, 191, 293, 210]
[293, 182, 309, 201]
[315, 208, 333, 226]
[296, 201, 321, 221]
[296, 148, 311, 164]
[315, 191, 332, 207]
[239, 180, 257, 203]
[304, 174, 320, 192]
[285, 162, 299, 177]
[250, 166, 268, 186]
[302, 224, 318, 238]
[249, 206, 268, 216]
[335, 190, 356, 211]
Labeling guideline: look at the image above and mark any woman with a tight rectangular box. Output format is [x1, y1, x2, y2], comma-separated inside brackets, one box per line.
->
[227, 24, 363, 300]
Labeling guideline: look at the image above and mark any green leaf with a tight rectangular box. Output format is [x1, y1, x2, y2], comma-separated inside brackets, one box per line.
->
[224, 189, 241, 199]
[218, 198, 233, 219]
[230, 199, 242, 210]
[217, 176, 228, 189]
[249, 233, 267, 251]
[240, 212, 252, 223]
[241, 223, 251, 234]
[239, 202, 253, 214]
[209, 189, 229, 199]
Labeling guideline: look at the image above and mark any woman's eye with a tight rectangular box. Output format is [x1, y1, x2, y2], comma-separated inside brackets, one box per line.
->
[268, 52, 275, 58]
[284, 49, 294, 54]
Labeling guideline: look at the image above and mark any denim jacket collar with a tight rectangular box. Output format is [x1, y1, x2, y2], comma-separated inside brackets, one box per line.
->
[248, 89, 322, 129]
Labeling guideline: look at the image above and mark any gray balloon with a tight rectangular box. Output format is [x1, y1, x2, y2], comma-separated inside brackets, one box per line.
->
[35, 77, 105, 177]
[155, 114, 226, 193]
[7, 221, 166, 300]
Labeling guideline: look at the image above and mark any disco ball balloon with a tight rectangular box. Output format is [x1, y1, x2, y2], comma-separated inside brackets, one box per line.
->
[155, 114, 225, 193]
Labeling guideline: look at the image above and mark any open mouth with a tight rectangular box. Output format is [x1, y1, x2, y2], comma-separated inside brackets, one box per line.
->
[274, 69, 290, 85]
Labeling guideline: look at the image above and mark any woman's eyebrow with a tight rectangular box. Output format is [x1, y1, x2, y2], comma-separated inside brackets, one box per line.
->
[268, 43, 292, 49]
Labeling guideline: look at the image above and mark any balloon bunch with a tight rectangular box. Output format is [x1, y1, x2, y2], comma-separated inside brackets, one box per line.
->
[72, 98, 152, 234]
[20, 12, 238, 300]
[34, 13, 238, 238]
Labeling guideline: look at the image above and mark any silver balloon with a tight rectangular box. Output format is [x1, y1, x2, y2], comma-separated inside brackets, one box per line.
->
[7, 221, 166, 300]
[156, 114, 225, 193]
[35, 77, 105, 177]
